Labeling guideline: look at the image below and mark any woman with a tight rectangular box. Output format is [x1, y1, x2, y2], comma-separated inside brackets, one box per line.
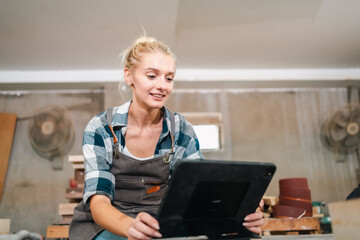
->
[69, 36, 264, 240]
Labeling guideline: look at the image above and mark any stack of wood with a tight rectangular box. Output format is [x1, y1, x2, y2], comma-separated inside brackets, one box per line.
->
[262, 195, 278, 217]
[47, 155, 85, 239]
[261, 195, 321, 236]
[58, 155, 85, 224]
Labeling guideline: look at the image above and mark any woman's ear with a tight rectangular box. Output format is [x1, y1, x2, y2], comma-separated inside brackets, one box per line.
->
[124, 68, 133, 86]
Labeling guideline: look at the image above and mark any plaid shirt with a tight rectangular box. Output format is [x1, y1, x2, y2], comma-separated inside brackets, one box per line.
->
[82, 101, 204, 203]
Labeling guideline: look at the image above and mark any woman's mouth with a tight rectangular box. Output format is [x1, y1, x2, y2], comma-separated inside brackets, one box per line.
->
[150, 93, 165, 99]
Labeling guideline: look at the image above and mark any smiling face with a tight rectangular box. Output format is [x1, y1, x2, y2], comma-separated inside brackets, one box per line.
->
[125, 51, 175, 111]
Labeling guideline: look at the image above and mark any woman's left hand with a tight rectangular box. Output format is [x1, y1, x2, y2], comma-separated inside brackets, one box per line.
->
[242, 199, 264, 234]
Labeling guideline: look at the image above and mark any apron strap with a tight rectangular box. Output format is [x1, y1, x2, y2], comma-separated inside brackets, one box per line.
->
[107, 107, 120, 159]
[169, 110, 175, 155]
[107, 107, 176, 159]
[106, 107, 118, 143]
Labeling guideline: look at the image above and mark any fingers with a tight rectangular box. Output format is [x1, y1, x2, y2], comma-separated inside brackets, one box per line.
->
[137, 212, 161, 231]
[256, 199, 265, 212]
[128, 212, 162, 240]
[259, 199, 264, 208]
[243, 218, 264, 234]
[243, 211, 264, 234]
[244, 211, 263, 222]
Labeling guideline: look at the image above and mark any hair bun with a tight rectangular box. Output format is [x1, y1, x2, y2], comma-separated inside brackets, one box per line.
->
[120, 35, 176, 69]
[134, 36, 157, 46]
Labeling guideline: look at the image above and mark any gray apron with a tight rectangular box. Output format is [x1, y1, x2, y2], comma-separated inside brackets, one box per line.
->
[69, 108, 175, 240]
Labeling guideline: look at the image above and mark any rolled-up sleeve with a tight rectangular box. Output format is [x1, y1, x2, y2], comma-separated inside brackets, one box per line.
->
[82, 116, 115, 204]
[174, 114, 204, 160]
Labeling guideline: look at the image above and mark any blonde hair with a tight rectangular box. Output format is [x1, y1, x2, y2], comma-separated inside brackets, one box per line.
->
[121, 36, 176, 70]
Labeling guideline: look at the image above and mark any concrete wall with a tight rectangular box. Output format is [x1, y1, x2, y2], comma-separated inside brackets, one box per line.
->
[167, 88, 359, 202]
[106, 83, 359, 201]
[0, 90, 104, 236]
[0, 83, 359, 236]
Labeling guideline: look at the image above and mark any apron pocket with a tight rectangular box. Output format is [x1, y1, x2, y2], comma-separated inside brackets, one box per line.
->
[143, 181, 168, 205]
[114, 176, 144, 205]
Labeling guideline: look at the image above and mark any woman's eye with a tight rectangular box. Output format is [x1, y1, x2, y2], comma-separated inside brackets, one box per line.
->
[147, 75, 156, 79]
[166, 77, 174, 81]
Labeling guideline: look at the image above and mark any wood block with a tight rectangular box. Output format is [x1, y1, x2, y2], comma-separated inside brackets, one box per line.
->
[46, 225, 69, 238]
[74, 169, 85, 183]
[261, 217, 320, 233]
[0, 219, 11, 234]
[68, 155, 84, 163]
[65, 188, 83, 200]
[312, 213, 324, 218]
[0, 113, 17, 203]
[69, 198, 81, 203]
[263, 196, 278, 206]
[73, 163, 84, 170]
[329, 198, 360, 240]
[58, 203, 77, 216]
[57, 215, 73, 225]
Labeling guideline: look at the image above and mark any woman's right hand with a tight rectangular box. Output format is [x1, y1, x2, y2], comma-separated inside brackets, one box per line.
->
[127, 212, 162, 240]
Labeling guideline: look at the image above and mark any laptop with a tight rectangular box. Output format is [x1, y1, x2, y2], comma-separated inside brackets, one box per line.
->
[156, 159, 276, 239]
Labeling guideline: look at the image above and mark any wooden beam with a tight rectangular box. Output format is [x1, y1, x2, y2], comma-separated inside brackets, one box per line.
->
[261, 217, 320, 232]
[0, 113, 17, 203]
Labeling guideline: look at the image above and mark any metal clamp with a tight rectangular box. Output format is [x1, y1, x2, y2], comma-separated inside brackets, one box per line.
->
[162, 156, 171, 164]
[113, 143, 120, 159]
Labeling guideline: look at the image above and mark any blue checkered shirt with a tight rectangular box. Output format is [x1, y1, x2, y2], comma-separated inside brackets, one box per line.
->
[82, 101, 204, 203]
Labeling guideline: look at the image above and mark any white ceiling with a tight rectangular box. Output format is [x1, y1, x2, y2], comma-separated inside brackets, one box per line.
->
[0, 0, 360, 72]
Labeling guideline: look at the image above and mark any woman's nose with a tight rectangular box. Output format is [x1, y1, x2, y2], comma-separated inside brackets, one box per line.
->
[156, 77, 166, 89]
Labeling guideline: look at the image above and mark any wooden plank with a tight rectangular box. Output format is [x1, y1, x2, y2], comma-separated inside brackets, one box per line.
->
[263, 196, 278, 206]
[0, 219, 11, 234]
[58, 203, 77, 216]
[329, 198, 360, 240]
[65, 187, 83, 200]
[46, 225, 69, 238]
[74, 169, 85, 183]
[261, 217, 320, 232]
[68, 155, 84, 163]
[0, 113, 17, 203]
[73, 163, 84, 170]
[57, 215, 73, 225]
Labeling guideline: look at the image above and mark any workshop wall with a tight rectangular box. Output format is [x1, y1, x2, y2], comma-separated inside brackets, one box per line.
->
[106, 83, 359, 203]
[0, 90, 104, 236]
[0, 84, 359, 237]
[167, 88, 358, 203]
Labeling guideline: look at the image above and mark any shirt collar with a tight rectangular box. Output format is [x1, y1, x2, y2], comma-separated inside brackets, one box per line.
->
[111, 100, 172, 138]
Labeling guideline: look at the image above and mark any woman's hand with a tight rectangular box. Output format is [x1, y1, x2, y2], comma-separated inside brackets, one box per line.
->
[90, 196, 161, 239]
[127, 212, 162, 240]
[242, 199, 264, 234]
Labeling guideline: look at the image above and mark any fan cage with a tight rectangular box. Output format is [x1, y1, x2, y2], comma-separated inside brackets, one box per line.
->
[321, 104, 360, 154]
[28, 105, 75, 160]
